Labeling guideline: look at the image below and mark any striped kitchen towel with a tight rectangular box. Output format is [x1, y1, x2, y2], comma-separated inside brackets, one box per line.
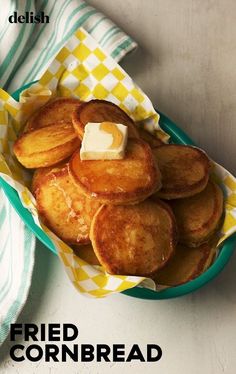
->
[0, 0, 137, 92]
[0, 0, 138, 344]
[0, 187, 35, 345]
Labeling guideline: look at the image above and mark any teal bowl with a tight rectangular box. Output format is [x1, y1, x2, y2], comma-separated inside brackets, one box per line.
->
[0, 82, 236, 300]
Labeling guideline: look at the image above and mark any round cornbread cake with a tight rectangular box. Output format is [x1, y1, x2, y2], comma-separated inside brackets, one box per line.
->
[25, 97, 82, 132]
[14, 122, 80, 168]
[32, 163, 101, 245]
[69, 138, 162, 205]
[169, 180, 224, 247]
[154, 242, 217, 286]
[90, 199, 177, 276]
[72, 99, 139, 139]
[152, 144, 210, 199]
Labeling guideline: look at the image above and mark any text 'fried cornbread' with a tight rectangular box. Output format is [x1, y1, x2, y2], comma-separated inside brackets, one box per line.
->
[69, 138, 161, 205]
[154, 242, 217, 286]
[14, 122, 80, 168]
[25, 97, 82, 132]
[169, 181, 224, 247]
[90, 200, 177, 276]
[72, 99, 139, 139]
[153, 144, 210, 199]
[32, 163, 101, 245]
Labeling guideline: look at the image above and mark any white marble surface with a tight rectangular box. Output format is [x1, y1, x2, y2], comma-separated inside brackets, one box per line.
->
[1, 1, 236, 373]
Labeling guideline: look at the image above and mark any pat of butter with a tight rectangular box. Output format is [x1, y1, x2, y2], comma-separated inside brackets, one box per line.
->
[80, 122, 128, 160]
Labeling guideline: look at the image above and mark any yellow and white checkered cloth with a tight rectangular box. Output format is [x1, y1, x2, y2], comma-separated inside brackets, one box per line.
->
[0, 27, 236, 297]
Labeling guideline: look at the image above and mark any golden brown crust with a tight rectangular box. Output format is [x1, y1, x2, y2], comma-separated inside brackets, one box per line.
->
[69, 138, 162, 205]
[169, 181, 224, 247]
[32, 163, 101, 244]
[14, 122, 80, 169]
[25, 97, 82, 132]
[152, 144, 211, 199]
[154, 242, 217, 286]
[90, 199, 178, 276]
[72, 99, 139, 139]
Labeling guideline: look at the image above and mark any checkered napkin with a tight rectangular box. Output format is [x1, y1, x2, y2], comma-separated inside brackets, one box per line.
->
[1, 28, 236, 298]
[0, 0, 137, 92]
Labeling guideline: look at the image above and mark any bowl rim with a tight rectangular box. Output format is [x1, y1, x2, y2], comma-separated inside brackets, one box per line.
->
[0, 81, 235, 300]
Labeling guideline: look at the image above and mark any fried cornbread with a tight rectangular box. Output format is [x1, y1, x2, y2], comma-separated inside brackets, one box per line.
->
[25, 97, 82, 132]
[153, 144, 210, 199]
[14, 122, 80, 168]
[69, 138, 161, 205]
[90, 199, 177, 276]
[169, 181, 224, 247]
[72, 99, 139, 139]
[154, 242, 217, 286]
[32, 163, 101, 245]
[12, 95, 225, 284]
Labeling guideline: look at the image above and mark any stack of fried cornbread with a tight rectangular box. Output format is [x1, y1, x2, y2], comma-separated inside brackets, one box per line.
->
[13, 98, 224, 286]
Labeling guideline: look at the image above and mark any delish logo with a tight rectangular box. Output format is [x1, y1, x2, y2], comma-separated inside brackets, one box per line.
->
[8, 11, 49, 24]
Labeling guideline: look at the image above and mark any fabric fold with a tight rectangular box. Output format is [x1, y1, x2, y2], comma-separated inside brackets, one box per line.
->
[0, 0, 137, 92]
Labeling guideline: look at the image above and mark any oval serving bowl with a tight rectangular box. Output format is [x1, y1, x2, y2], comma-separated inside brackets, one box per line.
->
[0, 82, 236, 300]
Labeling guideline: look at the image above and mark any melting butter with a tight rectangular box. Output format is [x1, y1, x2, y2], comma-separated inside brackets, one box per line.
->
[100, 121, 123, 150]
[80, 122, 128, 160]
